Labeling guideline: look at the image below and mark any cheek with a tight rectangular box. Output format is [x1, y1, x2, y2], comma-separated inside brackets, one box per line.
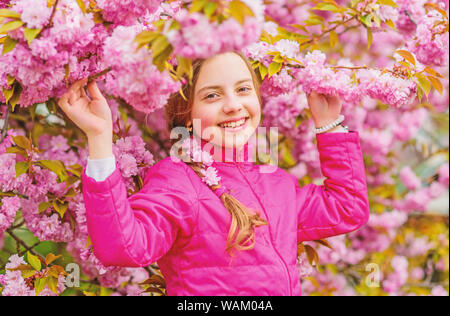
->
[249, 98, 261, 125]
[192, 105, 220, 129]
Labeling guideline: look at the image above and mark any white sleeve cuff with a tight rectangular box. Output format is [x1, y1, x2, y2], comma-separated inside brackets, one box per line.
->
[86, 155, 116, 182]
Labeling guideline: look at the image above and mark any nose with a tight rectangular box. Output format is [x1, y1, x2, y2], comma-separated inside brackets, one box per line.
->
[222, 94, 243, 114]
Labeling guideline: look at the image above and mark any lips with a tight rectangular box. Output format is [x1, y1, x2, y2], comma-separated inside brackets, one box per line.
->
[218, 116, 249, 125]
[217, 117, 250, 132]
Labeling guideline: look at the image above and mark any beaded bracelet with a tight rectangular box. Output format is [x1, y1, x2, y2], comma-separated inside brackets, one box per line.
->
[314, 115, 346, 134]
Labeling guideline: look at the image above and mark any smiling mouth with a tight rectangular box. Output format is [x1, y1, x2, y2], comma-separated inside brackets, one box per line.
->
[218, 117, 249, 129]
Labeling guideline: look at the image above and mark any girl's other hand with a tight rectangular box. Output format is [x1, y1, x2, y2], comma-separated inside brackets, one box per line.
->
[306, 91, 343, 128]
[57, 78, 112, 138]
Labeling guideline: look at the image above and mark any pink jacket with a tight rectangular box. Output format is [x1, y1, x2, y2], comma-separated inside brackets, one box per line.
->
[81, 131, 370, 296]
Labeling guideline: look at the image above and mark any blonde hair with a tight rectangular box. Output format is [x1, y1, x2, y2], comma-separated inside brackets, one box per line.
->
[165, 51, 268, 256]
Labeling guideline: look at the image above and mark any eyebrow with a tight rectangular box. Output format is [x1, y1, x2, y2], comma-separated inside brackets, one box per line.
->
[196, 79, 253, 96]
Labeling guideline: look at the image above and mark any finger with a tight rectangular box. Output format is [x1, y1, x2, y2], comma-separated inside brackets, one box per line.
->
[80, 85, 90, 101]
[57, 94, 71, 114]
[69, 78, 87, 92]
[87, 80, 104, 101]
[69, 78, 88, 100]
[68, 90, 78, 105]
[307, 91, 326, 103]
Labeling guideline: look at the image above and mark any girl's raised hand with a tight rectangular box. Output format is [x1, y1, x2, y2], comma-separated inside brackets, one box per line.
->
[306, 91, 343, 128]
[57, 78, 112, 138]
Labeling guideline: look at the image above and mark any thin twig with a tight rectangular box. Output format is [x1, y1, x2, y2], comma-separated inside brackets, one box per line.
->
[303, 15, 357, 46]
[404, 10, 418, 26]
[40, 0, 60, 34]
[5, 229, 41, 258]
[331, 65, 368, 70]
[0, 103, 10, 143]
[87, 67, 113, 83]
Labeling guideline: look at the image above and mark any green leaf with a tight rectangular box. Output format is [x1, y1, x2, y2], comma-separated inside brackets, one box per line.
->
[423, 67, 443, 78]
[312, 3, 343, 13]
[329, 30, 338, 48]
[268, 62, 282, 77]
[12, 135, 32, 150]
[45, 253, 62, 266]
[304, 17, 324, 26]
[46, 276, 58, 294]
[134, 30, 159, 48]
[27, 251, 42, 271]
[304, 245, 319, 266]
[151, 35, 170, 58]
[2, 87, 13, 103]
[5, 146, 28, 158]
[416, 84, 423, 103]
[366, 27, 373, 49]
[372, 12, 381, 27]
[34, 277, 46, 295]
[384, 19, 397, 30]
[38, 159, 68, 182]
[21, 269, 36, 279]
[64, 187, 77, 198]
[153, 45, 173, 72]
[76, 0, 87, 13]
[52, 200, 69, 219]
[38, 201, 52, 214]
[427, 76, 443, 95]
[359, 14, 373, 27]
[204, 2, 218, 18]
[314, 239, 334, 250]
[15, 161, 29, 178]
[396, 49, 416, 66]
[24, 28, 41, 45]
[416, 74, 431, 98]
[67, 164, 83, 177]
[176, 56, 193, 84]
[190, 0, 208, 13]
[228, 0, 254, 25]
[259, 64, 268, 80]
[2, 35, 17, 55]
[0, 9, 21, 19]
[0, 20, 24, 34]
[85, 236, 92, 248]
[9, 82, 23, 112]
[378, 0, 398, 7]
[7, 74, 15, 85]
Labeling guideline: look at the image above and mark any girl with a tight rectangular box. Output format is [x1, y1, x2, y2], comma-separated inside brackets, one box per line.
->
[57, 51, 370, 296]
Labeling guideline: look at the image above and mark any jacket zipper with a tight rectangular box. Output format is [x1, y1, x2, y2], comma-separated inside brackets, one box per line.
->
[235, 162, 293, 296]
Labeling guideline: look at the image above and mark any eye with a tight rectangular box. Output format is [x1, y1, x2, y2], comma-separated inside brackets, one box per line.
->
[204, 93, 219, 100]
[238, 86, 252, 93]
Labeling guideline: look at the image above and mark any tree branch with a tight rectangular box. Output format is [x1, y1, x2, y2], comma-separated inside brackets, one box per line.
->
[0, 103, 10, 144]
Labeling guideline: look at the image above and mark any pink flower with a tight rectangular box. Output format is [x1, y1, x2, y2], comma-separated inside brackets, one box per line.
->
[200, 166, 221, 186]
[399, 166, 421, 190]
[274, 39, 300, 59]
[431, 285, 449, 296]
[297, 253, 314, 279]
[19, 0, 52, 29]
[438, 163, 449, 187]
[0, 196, 21, 233]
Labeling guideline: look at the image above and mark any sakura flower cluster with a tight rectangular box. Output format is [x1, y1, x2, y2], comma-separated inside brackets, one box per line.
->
[165, 8, 262, 59]
[0, 0, 105, 107]
[96, 0, 164, 26]
[180, 137, 221, 187]
[0, 254, 66, 296]
[102, 25, 181, 113]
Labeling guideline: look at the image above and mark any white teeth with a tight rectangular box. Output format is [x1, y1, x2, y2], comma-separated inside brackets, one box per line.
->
[219, 118, 246, 128]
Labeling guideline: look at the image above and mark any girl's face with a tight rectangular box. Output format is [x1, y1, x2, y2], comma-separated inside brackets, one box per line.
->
[189, 52, 261, 150]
